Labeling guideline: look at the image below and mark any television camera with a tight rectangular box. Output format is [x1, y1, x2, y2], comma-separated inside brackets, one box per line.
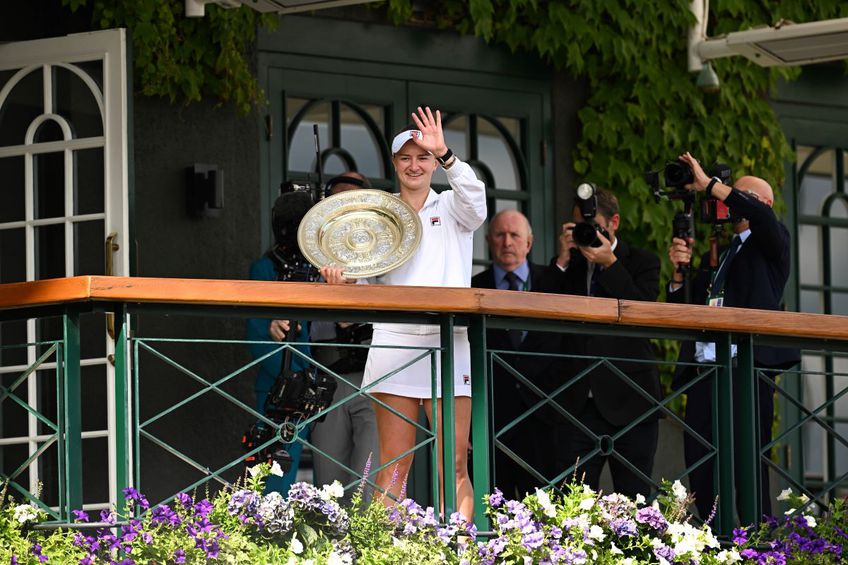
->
[242, 125, 339, 471]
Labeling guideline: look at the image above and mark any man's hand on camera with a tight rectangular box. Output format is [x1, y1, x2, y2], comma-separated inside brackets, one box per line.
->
[320, 265, 354, 284]
[269, 319, 292, 342]
[679, 152, 711, 192]
[579, 231, 617, 268]
[668, 237, 694, 288]
[556, 222, 577, 269]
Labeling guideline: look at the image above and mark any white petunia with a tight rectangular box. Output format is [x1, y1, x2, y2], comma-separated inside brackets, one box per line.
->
[717, 549, 742, 563]
[535, 488, 557, 518]
[672, 480, 687, 501]
[270, 461, 284, 477]
[327, 552, 350, 565]
[291, 535, 304, 555]
[321, 480, 345, 500]
[777, 488, 793, 501]
[579, 497, 595, 510]
[247, 464, 262, 478]
[13, 503, 40, 524]
[610, 543, 623, 555]
[588, 524, 606, 541]
[635, 493, 646, 505]
[805, 515, 817, 528]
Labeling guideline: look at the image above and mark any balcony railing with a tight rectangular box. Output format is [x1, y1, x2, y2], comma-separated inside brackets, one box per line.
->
[1, 275, 847, 536]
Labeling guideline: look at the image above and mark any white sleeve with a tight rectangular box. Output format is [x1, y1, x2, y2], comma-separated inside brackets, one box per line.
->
[443, 158, 487, 232]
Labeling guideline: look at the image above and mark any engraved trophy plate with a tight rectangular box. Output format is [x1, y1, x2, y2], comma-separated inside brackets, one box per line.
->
[297, 189, 422, 278]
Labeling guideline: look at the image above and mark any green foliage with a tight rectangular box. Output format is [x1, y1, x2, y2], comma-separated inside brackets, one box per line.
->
[62, 0, 278, 114]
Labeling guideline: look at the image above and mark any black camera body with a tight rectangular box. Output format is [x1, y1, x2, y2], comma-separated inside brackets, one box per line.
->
[573, 182, 610, 248]
[647, 159, 731, 199]
[242, 368, 338, 469]
[265, 367, 337, 435]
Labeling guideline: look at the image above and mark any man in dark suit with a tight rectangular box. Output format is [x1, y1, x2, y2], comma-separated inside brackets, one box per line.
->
[667, 152, 798, 519]
[554, 186, 661, 499]
[471, 209, 564, 499]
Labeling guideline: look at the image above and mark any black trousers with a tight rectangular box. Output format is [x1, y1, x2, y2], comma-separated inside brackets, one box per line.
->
[683, 368, 774, 520]
[556, 398, 659, 499]
[492, 372, 558, 500]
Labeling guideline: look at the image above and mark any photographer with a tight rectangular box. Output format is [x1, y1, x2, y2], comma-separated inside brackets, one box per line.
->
[554, 186, 661, 499]
[667, 152, 798, 519]
[245, 190, 316, 494]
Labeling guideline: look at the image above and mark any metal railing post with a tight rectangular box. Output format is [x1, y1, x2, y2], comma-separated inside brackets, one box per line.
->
[736, 333, 760, 524]
[715, 332, 734, 536]
[469, 315, 490, 531]
[440, 314, 457, 516]
[63, 311, 83, 518]
[112, 306, 130, 500]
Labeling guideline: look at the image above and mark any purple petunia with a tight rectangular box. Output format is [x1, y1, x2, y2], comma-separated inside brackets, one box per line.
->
[488, 487, 504, 508]
[653, 544, 675, 563]
[610, 517, 638, 537]
[72, 509, 89, 523]
[522, 530, 546, 550]
[635, 506, 668, 533]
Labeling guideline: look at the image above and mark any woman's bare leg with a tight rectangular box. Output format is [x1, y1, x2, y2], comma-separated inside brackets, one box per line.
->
[372, 393, 420, 503]
[423, 396, 474, 521]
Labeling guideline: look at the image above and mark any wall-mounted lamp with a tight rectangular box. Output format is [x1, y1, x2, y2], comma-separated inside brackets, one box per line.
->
[696, 62, 720, 93]
[186, 164, 224, 218]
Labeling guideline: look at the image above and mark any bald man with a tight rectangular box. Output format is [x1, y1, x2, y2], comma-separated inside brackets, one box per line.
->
[471, 209, 566, 499]
[667, 152, 798, 521]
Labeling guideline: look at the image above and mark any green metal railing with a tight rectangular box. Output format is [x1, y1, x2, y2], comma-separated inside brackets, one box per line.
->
[1, 276, 848, 538]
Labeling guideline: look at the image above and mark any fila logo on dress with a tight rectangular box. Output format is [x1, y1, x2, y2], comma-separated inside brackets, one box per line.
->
[430, 216, 441, 226]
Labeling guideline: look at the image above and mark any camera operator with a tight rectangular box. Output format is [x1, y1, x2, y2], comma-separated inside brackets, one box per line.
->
[554, 186, 661, 499]
[667, 152, 798, 520]
[245, 190, 316, 494]
[310, 172, 379, 500]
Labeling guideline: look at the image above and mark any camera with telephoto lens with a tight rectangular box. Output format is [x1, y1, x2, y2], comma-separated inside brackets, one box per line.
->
[572, 182, 610, 248]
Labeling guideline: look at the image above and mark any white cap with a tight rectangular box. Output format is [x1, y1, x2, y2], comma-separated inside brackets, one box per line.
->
[391, 129, 423, 155]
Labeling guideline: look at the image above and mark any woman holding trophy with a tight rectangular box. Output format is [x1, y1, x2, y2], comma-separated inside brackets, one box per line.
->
[320, 106, 486, 520]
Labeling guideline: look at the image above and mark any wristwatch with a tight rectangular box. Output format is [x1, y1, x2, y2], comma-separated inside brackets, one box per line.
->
[705, 176, 721, 198]
[436, 148, 454, 167]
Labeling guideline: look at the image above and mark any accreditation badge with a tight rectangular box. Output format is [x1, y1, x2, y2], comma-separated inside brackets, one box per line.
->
[708, 297, 724, 307]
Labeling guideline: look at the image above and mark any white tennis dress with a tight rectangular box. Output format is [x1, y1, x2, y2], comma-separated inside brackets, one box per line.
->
[360, 159, 486, 398]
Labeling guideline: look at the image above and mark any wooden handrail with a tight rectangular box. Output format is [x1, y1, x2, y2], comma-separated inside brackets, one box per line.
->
[0, 276, 846, 341]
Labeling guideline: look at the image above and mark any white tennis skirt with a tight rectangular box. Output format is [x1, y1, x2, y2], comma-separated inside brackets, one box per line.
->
[362, 324, 472, 398]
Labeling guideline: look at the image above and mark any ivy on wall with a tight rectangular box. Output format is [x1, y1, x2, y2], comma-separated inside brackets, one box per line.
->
[63, 0, 277, 114]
